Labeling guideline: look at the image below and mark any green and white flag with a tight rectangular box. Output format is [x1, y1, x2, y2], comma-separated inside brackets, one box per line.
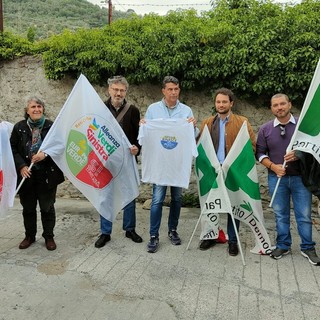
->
[222, 122, 272, 254]
[195, 125, 232, 240]
[289, 58, 320, 162]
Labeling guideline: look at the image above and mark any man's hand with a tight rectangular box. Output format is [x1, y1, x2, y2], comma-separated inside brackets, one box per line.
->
[284, 150, 298, 163]
[187, 117, 197, 127]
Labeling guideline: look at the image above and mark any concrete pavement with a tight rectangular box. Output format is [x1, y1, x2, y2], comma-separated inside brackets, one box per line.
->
[1, 197, 320, 320]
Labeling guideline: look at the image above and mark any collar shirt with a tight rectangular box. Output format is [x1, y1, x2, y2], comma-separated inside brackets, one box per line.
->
[145, 99, 193, 120]
[145, 99, 199, 137]
[256, 114, 301, 175]
[217, 114, 230, 164]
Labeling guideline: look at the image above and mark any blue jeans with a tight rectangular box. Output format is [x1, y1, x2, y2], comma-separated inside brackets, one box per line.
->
[268, 174, 315, 251]
[150, 185, 182, 237]
[227, 215, 240, 244]
[100, 199, 136, 234]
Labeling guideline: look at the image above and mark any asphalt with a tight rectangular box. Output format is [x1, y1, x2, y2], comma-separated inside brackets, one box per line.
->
[1, 197, 320, 320]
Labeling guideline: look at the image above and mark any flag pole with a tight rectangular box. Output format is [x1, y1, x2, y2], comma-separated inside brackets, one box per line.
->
[186, 210, 246, 266]
[14, 148, 42, 195]
[14, 162, 34, 196]
[270, 59, 320, 207]
[269, 160, 287, 207]
[229, 212, 246, 266]
[186, 211, 202, 250]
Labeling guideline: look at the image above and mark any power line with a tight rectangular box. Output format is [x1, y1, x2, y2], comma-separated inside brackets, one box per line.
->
[113, 3, 210, 7]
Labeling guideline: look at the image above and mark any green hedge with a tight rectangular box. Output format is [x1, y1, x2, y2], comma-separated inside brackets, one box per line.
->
[1, 0, 320, 103]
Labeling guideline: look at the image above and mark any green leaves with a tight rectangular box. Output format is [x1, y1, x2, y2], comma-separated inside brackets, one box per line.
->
[2, 0, 320, 103]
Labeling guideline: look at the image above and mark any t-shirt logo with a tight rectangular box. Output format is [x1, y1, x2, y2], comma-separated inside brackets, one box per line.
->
[160, 135, 178, 150]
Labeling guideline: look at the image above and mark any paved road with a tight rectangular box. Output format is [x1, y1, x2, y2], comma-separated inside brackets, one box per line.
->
[1, 198, 320, 320]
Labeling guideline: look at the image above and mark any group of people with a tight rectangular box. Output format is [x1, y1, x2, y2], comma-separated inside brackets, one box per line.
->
[3, 75, 320, 266]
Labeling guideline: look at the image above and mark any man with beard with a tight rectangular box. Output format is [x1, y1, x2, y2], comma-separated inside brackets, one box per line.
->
[197, 88, 256, 256]
[256, 93, 320, 265]
[94, 76, 143, 248]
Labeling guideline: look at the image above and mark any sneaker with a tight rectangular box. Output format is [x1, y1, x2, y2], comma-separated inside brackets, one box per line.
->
[199, 239, 216, 251]
[147, 236, 159, 253]
[168, 230, 181, 245]
[270, 247, 291, 260]
[301, 248, 320, 266]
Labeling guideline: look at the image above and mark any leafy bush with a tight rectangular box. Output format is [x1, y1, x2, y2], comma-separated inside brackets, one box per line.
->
[1, 0, 320, 104]
[0, 32, 34, 60]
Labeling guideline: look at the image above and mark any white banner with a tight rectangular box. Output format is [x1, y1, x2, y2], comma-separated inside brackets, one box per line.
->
[0, 122, 17, 218]
[222, 122, 272, 254]
[195, 125, 232, 240]
[40, 74, 140, 222]
[289, 58, 320, 162]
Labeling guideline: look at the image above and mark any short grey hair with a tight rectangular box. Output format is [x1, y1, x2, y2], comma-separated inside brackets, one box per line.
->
[162, 76, 179, 88]
[107, 75, 129, 90]
[24, 96, 46, 119]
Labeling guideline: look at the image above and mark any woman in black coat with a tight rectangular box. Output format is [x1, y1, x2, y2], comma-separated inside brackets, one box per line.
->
[10, 97, 64, 250]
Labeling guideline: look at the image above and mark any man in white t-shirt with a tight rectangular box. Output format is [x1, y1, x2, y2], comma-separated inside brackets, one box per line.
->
[140, 76, 199, 253]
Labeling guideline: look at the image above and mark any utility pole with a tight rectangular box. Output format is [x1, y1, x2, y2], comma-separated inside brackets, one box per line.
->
[0, 0, 4, 32]
[108, 0, 112, 25]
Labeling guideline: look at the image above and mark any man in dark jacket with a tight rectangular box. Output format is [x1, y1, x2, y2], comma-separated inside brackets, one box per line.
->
[94, 76, 143, 248]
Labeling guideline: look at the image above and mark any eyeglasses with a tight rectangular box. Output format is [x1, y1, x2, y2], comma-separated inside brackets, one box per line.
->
[110, 87, 126, 94]
[280, 125, 286, 136]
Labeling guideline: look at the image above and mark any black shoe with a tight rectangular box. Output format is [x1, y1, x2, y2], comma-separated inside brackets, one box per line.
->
[228, 243, 239, 256]
[125, 230, 143, 243]
[95, 234, 111, 248]
[19, 236, 36, 249]
[45, 238, 57, 251]
[199, 239, 216, 251]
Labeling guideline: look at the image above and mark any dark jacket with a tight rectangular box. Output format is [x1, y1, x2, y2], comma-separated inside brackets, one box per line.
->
[10, 119, 64, 191]
[105, 98, 141, 156]
[198, 113, 256, 154]
[297, 151, 320, 199]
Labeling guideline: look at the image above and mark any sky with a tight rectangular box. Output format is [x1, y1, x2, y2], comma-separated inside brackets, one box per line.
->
[87, 1, 301, 16]
[87, 0, 213, 16]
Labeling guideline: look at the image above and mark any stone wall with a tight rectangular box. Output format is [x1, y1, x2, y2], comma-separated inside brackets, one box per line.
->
[0, 55, 300, 203]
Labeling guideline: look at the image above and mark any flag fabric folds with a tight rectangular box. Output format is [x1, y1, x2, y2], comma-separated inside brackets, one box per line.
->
[40, 74, 140, 222]
[195, 125, 232, 240]
[0, 122, 17, 218]
[195, 123, 272, 254]
[222, 122, 272, 254]
[288, 58, 320, 163]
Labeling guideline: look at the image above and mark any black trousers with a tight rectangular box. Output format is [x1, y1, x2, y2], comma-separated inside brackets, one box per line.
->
[19, 170, 57, 239]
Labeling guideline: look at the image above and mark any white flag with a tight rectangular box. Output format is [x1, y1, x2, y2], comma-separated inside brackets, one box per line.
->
[0, 122, 17, 218]
[289, 58, 320, 162]
[222, 122, 272, 254]
[40, 74, 140, 222]
[195, 125, 232, 240]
